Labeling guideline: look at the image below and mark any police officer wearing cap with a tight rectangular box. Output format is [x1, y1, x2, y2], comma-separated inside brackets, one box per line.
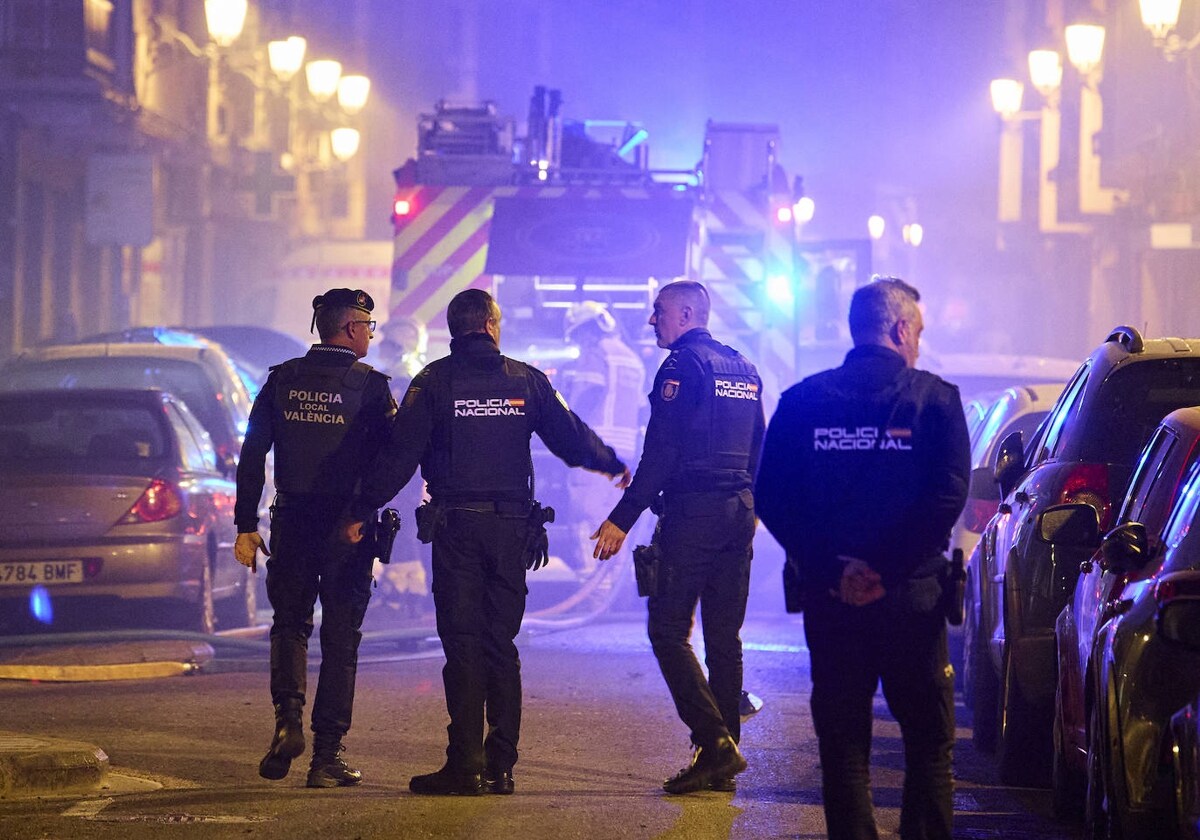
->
[754, 277, 970, 840]
[234, 288, 397, 788]
[592, 280, 765, 795]
[356, 288, 630, 796]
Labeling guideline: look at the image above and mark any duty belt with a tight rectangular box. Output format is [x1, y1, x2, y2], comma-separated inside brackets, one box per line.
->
[439, 499, 533, 518]
[272, 492, 347, 510]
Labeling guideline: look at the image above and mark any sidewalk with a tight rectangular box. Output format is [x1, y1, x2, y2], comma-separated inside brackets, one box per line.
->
[0, 639, 214, 798]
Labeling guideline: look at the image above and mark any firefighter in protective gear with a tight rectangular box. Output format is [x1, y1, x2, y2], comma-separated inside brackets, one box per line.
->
[234, 288, 397, 789]
[754, 277, 970, 840]
[356, 289, 630, 796]
[592, 280, 764, 795]
[561, 301, 646, 576]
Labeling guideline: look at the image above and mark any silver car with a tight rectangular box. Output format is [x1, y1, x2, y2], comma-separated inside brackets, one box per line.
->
[0, 389, 255, 634]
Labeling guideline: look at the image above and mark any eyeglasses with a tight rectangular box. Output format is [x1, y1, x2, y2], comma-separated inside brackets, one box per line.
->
[348, 319, 377, 334]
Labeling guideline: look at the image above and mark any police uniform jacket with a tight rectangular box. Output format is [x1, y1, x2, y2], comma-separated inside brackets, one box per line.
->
[235, 345, 396, 532]
[607, 328, 765, 533]
[754, 343, 970, 590]
[358, 332, 625, 512]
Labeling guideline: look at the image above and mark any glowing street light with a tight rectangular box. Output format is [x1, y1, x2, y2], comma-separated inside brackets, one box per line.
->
[205, 0, 248, 48]
[1028, 49, 1063, 100]
[306, 60, 343, 103]
[337, 75, 371, 115]
[903, 223, 924, 247]
[1065, 23, 1106, 78]
[331, 127, 361, 162]
[793, 196, 815, 224]
[990, 78, 1025, 120]
[867, 215, 886, 240]
[268, 36, 307, 83]
[1140, 0, 1183, 41]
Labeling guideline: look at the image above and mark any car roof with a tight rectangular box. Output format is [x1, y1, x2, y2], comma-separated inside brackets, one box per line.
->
[0, 387, 174, 405]
[14, 342, 221, 362]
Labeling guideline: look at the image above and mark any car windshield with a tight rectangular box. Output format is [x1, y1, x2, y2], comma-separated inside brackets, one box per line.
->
[0, 399, 168, 474]
[1078, 359, 1200, 464]
[0, 357, 230, 447]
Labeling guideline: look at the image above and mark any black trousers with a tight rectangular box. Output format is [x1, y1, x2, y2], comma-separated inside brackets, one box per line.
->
[647, 490, 754, 750]
[803, 577, 955, 840]
[266, 506, 374, 738]
[431, 509, 528, 774]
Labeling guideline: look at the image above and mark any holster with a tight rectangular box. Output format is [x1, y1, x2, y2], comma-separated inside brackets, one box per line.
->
[522, 502, 555, 571]
[373, 508, 402, 564]
[414, 501, 445, 545]
[632, 523, 663, 598]
[938, 548, 966, 626]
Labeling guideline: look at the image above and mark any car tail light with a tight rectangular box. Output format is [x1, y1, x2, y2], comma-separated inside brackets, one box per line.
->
[1155, 575, 1200, 604]
[119, 479, 183, 523]
[1060, 462, 1111, 529]
[961, 497, 998, 532]
[83, 558, 103, 579]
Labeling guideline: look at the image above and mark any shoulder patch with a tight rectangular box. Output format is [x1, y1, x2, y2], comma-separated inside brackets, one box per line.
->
[661, 378, 681, 401]
[402, 386, 421, 409]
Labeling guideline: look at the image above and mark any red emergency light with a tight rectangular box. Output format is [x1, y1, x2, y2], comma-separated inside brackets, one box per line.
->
[393, 197, 413, 218]
[774, 205, 793, 225]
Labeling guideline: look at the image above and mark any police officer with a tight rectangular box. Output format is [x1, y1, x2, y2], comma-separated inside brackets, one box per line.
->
[356, 288, 630, 796]
[592, 280, 764, 794]
[234, 288, 397, 788]
[754, 277, 970, 840]
[561, 301, 646, 576]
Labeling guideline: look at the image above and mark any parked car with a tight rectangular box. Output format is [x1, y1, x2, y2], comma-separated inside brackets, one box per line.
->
[957, 382, 1065, 706]
[78, 326, 307, 397]
[0, 389, 254, 633]
[1050, 406, 1200, 818]
[0, 342, 252, 475]
[1041, 453, 1200, 838]
[969, 326, 1200, 786]
[1170, 692, 1200, 840]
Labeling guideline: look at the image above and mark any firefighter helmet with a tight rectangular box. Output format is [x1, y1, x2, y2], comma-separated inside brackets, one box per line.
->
[564, 301, 616, 342]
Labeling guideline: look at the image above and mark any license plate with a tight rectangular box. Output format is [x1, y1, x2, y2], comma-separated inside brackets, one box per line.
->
[0, 561, 85, 586]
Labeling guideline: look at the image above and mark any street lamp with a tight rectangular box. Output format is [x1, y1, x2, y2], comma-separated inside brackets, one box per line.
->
[337, 75, 371, 115]
[331, 127, 361, 162]
[1139, 0, 1200, 58]
[989, 78, 1024, 120]
[867, 215, 886, 240]
[204, 0, 247, 48]
[268, 36, 307, 83]
[1065, 23, 1106, 79]
[792, 195, 815, 225]
[305, 60, 343, 103]
[1063, 22, 1126, 214]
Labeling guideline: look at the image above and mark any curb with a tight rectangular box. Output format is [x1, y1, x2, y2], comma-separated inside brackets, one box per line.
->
[0, 640, 215, 683]
[0, 733, 108, 799]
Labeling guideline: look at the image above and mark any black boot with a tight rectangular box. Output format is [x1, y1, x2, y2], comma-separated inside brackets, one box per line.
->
[306, 734, 362, 788]
[259, 700, 305, 781]
[662, 735, 747, 794]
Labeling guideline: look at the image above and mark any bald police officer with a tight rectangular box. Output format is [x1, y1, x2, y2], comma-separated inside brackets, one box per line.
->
[755, 277, 970, 840]
[234, 288, 397, 788]
[357, 289, 630, 796]
[592, 280, 765, 794]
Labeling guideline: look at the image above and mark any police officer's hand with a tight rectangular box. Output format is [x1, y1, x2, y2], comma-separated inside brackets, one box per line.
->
[831, 556, 885, 606]
[612, 466, 632, 489]
[234, 532, 269, 572]
[591, 520, 628, 561]
[341, 520, 366, 545]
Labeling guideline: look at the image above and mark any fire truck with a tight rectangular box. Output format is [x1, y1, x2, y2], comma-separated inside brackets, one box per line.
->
[386, 86, 870, 399]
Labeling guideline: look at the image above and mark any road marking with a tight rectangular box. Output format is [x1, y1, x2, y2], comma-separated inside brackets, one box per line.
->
[61, 798, 113, 818]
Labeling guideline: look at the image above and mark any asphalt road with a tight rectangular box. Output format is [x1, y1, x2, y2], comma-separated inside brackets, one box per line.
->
[0, 602, 1075, 840]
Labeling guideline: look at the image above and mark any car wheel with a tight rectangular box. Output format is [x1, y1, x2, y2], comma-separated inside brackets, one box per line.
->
[1086, 698, 1119, 840]
[216, 566, 258, 629]
[997, 645, 1051, 786]
[1052, 682, 1085, 819]
[191, 558, 217, 635]
[962, 576, 981, 708]
[969, 628, 998, 748]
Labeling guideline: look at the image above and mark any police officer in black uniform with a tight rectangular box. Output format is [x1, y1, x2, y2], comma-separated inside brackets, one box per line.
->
[593, 280, 764, 794]
[754, 277, 970, 840]
[234, 288, 397, 788]
[356, 288, 630, 796]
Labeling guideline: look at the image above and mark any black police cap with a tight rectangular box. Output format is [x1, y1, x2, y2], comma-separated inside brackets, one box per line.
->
[310, 288, 374, 333]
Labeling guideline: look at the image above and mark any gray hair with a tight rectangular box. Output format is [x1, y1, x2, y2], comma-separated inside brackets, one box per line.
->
[848, 276, 921, 346]
[658, 280, 710, 326]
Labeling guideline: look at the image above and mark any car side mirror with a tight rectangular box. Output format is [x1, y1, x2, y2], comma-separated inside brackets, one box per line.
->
[1100, 522, 1150, 573]
[1037, 503, 1101, 548]
[994, 430, 1025, 499]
